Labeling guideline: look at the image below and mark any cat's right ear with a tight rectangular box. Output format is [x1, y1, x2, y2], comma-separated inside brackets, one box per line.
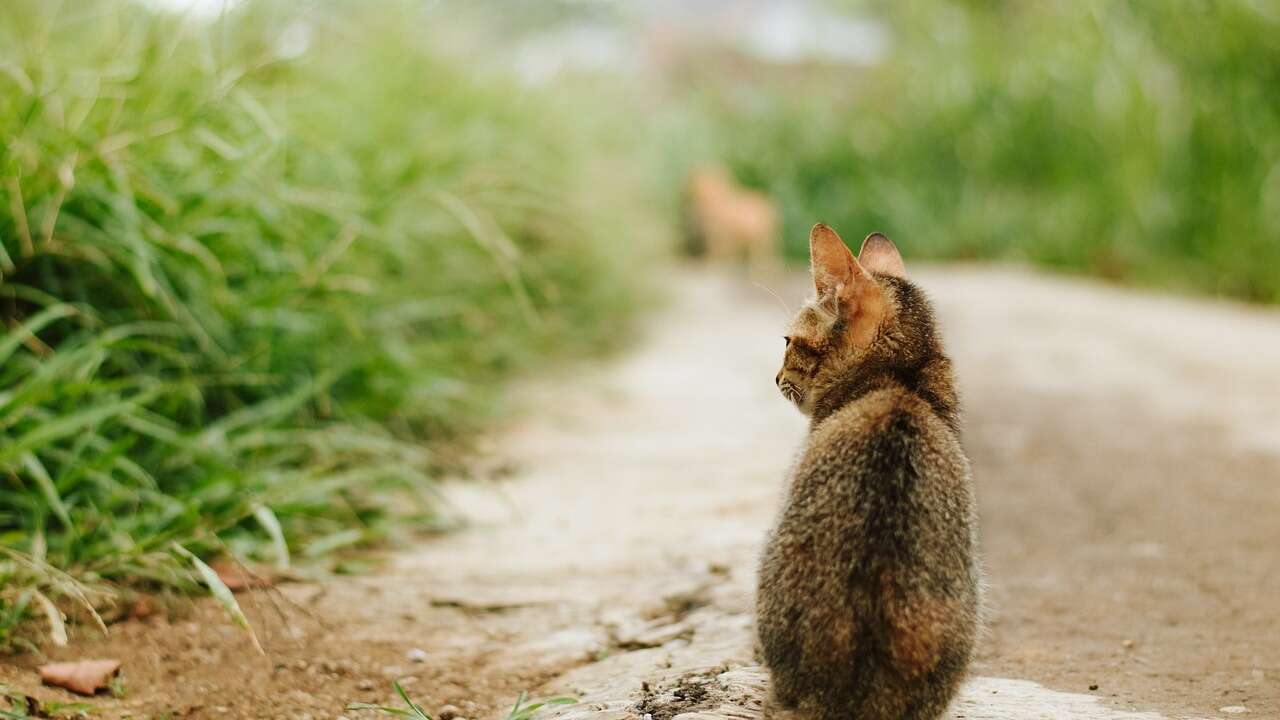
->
[810, 223, 875, 304]
[811, 224, 886, 345]
[810, 223, 856, 299]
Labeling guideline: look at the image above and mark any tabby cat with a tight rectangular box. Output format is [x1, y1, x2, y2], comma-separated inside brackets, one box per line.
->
[757, 224, 982, 720]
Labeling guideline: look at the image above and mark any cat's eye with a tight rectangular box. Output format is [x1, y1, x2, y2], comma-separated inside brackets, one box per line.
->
[783, 336, 793, 347]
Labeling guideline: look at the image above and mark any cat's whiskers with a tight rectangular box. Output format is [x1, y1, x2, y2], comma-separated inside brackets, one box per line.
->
[753, 279, 792, 318]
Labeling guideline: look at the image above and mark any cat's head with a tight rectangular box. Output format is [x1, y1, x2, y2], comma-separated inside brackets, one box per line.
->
[776, 224, 939, 415]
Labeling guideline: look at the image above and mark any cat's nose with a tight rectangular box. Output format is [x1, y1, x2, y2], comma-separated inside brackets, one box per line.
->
[775, 371, 783, 387]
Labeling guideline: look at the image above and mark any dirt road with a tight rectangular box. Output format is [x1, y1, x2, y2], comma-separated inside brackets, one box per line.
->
[4, 267, 1278, 719]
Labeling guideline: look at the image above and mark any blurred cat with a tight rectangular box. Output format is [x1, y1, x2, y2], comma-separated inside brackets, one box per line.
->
[757, 224, 983, 720]
[684, 165, 778, 273]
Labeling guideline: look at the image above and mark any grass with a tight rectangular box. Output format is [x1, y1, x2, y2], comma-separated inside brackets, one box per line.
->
[661, 0, 1280, 303]
[348, 682, 576, 720]
[0, 0, 657, 648]
[1, 683, 94, 719]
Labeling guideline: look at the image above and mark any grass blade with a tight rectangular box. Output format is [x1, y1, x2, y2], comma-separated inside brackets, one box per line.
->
[173, 544, 263, 655]
[19, 453, 70, 530]
[0, 304, 78, 366]
[31, 590, 67, 647]
[252, 504, 289, 570]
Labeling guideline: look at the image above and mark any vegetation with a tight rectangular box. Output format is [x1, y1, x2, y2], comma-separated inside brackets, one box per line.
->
[0, 0, 655, 647]
[668, 0, 1280, 302]
[348, 683, 575, 720]
[3, 0, 1276, 652]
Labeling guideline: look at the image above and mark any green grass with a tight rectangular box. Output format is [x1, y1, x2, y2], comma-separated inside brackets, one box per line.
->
[662, 0, 1280, 303]
[348, 682, 576, 720]
[0, 0, 656, 648]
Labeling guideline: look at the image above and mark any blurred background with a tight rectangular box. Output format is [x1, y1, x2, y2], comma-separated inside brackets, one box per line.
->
[3, 0, 1278, 648]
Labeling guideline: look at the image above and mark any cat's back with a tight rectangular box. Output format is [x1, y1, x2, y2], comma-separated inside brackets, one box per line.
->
[773, 384, 979, 628]
[797, 385, 968, 502]
[761, 386, 980, 717]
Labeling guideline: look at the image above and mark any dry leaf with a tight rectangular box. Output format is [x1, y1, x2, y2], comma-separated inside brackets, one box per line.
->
[38, 659, 121, 695]
[128, 595, 157, 620]
[209, 560, 272, 592]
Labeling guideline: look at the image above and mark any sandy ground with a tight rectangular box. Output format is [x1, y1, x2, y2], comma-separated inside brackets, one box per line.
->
[2, 266, 1277, 719]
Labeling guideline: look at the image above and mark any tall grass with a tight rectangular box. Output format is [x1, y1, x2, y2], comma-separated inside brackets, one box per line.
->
[0, 0, 654, 646]
[666, 0, 1280, 302]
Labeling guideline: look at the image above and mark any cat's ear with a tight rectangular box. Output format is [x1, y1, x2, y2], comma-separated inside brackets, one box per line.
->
[810, 223, 862, 299]
[811, 223, 887, 346]
[858, 232, 907, 278]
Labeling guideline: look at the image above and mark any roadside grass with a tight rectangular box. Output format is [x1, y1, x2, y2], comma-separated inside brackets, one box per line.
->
[663, 0, 1280, 303]
[348, 682, 576, 720]
[0, 0, 657, 648]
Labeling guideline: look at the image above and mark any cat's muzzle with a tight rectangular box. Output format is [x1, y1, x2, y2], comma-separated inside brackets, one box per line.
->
[778, 380, 804, 406]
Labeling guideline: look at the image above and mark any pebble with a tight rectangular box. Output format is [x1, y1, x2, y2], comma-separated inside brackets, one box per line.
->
[357, 679, 376, 691]
[439, 704, 463, 720]
[407, 647, 428, 663]
[1219, 706, 1249, 714]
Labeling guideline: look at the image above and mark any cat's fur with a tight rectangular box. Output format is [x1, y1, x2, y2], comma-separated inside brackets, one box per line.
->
[757, 224, 982, 720]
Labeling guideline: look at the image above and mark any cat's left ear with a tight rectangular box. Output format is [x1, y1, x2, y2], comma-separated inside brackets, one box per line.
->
[858, 233, 907, 279]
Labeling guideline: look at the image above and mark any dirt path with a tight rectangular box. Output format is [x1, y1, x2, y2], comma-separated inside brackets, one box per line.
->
[4, 267, 1278, 719]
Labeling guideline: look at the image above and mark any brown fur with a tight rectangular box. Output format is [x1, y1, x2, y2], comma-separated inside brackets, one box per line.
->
[759, 224, 982, 720]
[684, 165, 779, 273]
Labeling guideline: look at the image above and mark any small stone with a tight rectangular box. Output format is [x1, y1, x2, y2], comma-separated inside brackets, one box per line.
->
[294, 659, 309, 671]
[1121, 639, 1135, 649]
[358, 679, 376, 691]
[439, 704, 463, 720]
[406, 648, 428, 663]
[1088, 684, 1098, 691]
[1219, 707, 1249, 715]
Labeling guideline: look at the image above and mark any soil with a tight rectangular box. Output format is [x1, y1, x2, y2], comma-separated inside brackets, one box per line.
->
[2, 267, 1277, 720]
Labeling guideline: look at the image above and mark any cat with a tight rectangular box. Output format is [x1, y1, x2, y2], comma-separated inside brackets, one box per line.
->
[757, 224, 982, 720]
[683, 165, 779, 274]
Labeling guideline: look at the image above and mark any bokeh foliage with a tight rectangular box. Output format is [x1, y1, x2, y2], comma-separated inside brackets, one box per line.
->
[0, 0, 654, 645]
[670, 0, 1280, 302]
